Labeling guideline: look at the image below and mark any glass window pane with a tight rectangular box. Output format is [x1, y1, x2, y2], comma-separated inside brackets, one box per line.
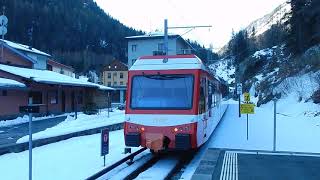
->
[131, 74, 194, 109]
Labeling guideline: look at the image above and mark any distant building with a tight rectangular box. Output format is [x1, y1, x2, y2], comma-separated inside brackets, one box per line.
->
[102, 59, 128, 103]
[47, 59, 75, 77]
[125, 34, 193, 68]
[0, 39, 51, 70]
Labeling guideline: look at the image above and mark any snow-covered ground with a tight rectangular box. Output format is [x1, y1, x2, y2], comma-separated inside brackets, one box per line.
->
[1, 93, 320, 180]
[0, 114, 69, 128]
[180, 95, 320, 179]
[17, 109, 125, 143]
[208, 58, 235, 84]
[0, 130, 147, 180]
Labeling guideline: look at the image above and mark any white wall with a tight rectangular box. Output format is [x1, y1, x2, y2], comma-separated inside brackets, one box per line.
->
[127, 38, 177, 68]
[26, 53, 48, 70]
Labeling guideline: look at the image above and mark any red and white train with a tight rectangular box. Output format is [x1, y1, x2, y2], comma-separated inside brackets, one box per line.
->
[124, 55, 228, 152]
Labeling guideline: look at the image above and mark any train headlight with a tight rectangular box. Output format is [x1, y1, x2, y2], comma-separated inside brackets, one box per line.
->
[140, 127, 145, 131]
[174, 128, 178, 132]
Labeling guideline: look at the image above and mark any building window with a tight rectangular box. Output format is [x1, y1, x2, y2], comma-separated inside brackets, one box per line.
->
[132, 44, 137, 52]
[6, 61, 11, 65]
[114, 81, 117, 86]
[120, 72, 124, 79]
[60, 68, 64, 74]
[107, 82, 111, 86]
[29, 91, 42, 104]
[120, 81, 123, 86]
[158, 43, 164, 51]
[2, 90, 7, 96]
[107, 73, 111, 79]
[113, 72, 117, 77]
[132, 59, 137, 65]
[49, 91, 58, 104]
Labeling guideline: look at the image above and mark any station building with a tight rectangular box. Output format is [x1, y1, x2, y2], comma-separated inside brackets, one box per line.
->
[0, 39, 113, 120]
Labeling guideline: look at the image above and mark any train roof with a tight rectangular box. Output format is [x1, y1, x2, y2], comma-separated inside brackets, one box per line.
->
[129, 55, 208, 71]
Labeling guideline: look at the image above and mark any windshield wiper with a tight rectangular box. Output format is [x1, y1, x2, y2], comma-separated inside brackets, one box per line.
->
[144, 74, 185, 80]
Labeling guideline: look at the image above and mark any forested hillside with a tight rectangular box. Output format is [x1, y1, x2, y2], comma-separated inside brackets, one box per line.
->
[0, 0, 143, 73]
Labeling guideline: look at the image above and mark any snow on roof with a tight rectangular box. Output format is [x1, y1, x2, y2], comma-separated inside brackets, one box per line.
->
[125, 33, 180, 39]
[95, 84, 115, 91]
[0, 64, 113, 90]
[0, 78, 26, 88]
[0, 39, 51, 57]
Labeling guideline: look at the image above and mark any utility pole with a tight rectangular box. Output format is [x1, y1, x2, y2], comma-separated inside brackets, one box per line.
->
[0, 6, 7, 62]
[28, 97, 33, 180]
[163, 19, 212, 56]
[164, 19, 168, 55]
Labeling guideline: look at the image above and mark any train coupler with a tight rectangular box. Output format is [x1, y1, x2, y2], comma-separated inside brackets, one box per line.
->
[146, 133, 164, 152]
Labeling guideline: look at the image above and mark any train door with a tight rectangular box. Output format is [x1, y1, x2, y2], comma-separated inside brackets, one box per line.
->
[199, 77, 208, 140]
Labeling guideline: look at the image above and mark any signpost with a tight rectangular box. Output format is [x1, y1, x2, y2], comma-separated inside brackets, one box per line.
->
[107, 92, 110, 118]
[273, 98, 277, 151]
[237, 83, 242, 117]
[244, 92, 250, 102]
[101, 129, 109, 166]
[240, 93, 255, 140]
[19, 98, 40, 180]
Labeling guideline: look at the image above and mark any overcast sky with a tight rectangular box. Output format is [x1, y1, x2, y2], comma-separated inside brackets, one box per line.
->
[94, 0, 287, 50]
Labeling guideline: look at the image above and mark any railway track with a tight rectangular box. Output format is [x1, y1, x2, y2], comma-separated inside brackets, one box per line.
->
[86, 149, 196, 180]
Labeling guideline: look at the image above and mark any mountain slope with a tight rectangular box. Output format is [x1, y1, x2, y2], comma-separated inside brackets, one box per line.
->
[245, 2, 291, 37]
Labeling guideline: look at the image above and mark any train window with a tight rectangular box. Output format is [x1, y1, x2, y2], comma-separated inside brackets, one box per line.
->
[208, 83, 212, 108]
[130, 74, 194, 110]
[199, 78, 206, 114]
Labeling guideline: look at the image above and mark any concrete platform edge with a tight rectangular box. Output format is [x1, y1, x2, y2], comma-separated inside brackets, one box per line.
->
[191, 148, 222, 180]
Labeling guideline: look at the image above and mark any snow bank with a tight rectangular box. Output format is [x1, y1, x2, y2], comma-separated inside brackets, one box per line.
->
[0, 114, 68, 128]
[210, 94, 320, 153]
[0, 130, 147, 180]
[274, 71, 320, 100]
[17, 109, 125, 143]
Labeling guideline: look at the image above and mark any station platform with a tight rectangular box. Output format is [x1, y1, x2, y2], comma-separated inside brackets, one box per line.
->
[191, 148, 320, 180]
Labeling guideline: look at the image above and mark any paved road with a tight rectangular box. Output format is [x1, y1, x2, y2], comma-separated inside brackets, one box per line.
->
[193, 148, 320, 180]
[0, 116, 67, 147]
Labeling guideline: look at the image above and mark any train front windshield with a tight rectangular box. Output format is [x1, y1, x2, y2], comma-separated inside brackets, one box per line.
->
[130, 74, 194, 110]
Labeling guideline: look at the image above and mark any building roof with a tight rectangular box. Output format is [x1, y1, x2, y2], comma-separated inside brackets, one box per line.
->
[0, 39, 51, 57]
[48, 59, 74, 71]
[103, 59, 128, 71]
[0, 77, 26, 89]
[0, 41, 37, 64]
[0, 64, 114, 90]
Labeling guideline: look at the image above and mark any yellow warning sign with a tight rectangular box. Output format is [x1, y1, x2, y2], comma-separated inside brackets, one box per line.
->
[244, 92, 250, 102]
[240, 103, 255, 114]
